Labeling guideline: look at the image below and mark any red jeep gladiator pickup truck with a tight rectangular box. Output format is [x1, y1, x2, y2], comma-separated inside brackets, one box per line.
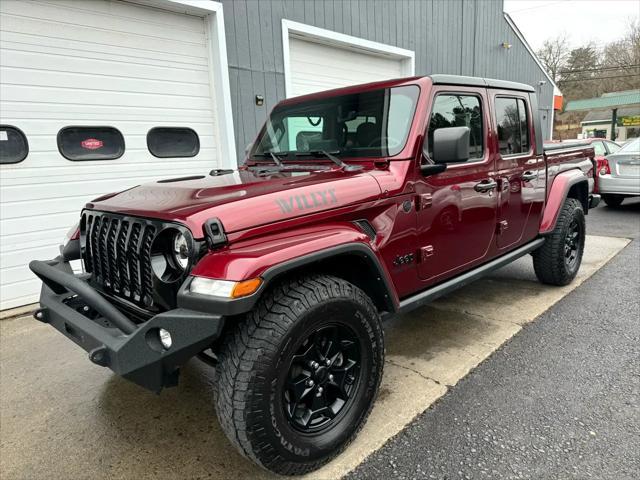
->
[30, 75, 598, 475]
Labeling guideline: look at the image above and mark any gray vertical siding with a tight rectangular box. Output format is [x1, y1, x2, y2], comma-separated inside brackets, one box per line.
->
[219, 0, 554, 161]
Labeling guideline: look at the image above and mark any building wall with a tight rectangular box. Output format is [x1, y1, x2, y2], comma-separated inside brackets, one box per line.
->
[219, 0, 555, 161]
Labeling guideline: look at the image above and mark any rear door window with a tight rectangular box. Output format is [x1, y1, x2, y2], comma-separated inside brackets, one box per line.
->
[494, 97, 530, 155]
[58, 126, 124, 161]
[0, 125, 28, 164]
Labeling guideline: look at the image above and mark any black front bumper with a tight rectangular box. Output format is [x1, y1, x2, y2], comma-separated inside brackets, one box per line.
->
[30, 258, 225, 393]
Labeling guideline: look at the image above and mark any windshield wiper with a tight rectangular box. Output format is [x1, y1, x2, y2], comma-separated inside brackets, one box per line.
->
[303, 150, 362, 171]
[253, 151, 286, 166]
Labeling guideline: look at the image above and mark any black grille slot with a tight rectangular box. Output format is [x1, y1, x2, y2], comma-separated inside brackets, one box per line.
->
[81, 211, 163, 310]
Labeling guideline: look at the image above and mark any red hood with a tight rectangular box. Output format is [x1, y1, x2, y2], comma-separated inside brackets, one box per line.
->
[87, 168, 382, 236]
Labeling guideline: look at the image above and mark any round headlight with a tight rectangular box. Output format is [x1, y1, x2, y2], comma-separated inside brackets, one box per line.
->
[172, 231, 190, 270]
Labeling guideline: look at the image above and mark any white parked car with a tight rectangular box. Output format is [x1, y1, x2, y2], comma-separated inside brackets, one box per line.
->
[599, 137, 640, 207]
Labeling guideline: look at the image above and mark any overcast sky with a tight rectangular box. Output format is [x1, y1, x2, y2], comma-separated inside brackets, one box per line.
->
[503, 0, 638, 51]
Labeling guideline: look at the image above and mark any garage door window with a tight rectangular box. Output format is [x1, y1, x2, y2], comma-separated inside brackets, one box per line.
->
[147, 127, 200, 158]
[58, 126, 125, 161]
[0, 126, 29, 164]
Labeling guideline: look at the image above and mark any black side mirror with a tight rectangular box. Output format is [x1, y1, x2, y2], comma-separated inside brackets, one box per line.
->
[432, 126, 470, 164]
[420, 163, 447, 176]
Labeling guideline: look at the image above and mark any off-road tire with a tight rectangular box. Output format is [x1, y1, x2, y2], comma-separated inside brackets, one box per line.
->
[602, 194, 624, 208]
[214, 274, 384, 476]
[533, 198, 585, 286]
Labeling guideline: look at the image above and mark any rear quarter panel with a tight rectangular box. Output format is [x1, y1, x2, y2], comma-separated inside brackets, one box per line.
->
[540, 147, 595, 234]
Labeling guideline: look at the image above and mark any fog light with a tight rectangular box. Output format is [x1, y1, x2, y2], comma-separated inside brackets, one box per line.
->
[158, 328, 172, 349]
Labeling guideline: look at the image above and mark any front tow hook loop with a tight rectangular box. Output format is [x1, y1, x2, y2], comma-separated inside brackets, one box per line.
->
[88, 346, 109, 367]
[33, 309, 48, 323]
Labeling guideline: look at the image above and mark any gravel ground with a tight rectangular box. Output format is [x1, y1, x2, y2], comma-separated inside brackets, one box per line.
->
[348, 199, 640, 480]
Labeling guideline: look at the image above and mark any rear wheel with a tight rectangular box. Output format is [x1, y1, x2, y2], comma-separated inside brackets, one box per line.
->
[533, 198, 585, 286]
[214, 274, 384, 475]
[602, 194, 624, 208]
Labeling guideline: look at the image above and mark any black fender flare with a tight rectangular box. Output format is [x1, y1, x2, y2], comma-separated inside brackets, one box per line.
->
[178, 242, 397, 316]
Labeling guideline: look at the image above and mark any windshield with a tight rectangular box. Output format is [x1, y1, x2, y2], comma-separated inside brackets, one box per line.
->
[619, 137, 640, 153]
[251, 85, 420, 159]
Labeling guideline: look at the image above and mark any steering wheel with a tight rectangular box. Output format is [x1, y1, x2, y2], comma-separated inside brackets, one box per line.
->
[368, 136, 402, 148]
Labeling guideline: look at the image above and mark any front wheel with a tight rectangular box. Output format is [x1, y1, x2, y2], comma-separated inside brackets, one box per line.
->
[533, 198, 585, 286]
[602, 194, 624, 208]
[214, 275, 384, 475]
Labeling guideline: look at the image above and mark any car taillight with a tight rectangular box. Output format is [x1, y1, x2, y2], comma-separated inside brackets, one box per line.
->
[597, 158, 611, 176]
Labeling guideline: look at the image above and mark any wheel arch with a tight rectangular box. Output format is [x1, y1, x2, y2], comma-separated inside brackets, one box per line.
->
[259, 243, 397, 315]
[540, 169, 589, 234]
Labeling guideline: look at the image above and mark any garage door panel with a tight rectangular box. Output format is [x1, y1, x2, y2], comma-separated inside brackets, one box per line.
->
[1, 31, 208, 71]
[0, 158, 216, 185]
[289, 37, 405, 97]
[1, 67, 211, 97]
[1, 228, 68, 254]
[0, 37, 209, 74]
[2, 211, 81, 237]
[0, 104, 215, 122]
[0, 0, 221, 310]
[0, 152, 217, 173]
[38, 0, 205, 32]
[1, 2, 205, 46]
[0, 17, 204, 60]
[1, 174, 195, 204]
[1, 279, 42, 310]
[2, 85, 213, 111]
[292, 49, 403, 76]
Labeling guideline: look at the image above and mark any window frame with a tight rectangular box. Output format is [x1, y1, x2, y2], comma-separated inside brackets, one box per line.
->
[57, 126, 125, 161]
[0, 125, 29, 165]
[493, 95, 533, 158]
[146, 126, 200, 159]
[604, 141, 621, 155]
[591, 140, 607, 156]
[424, 89, 488, 165]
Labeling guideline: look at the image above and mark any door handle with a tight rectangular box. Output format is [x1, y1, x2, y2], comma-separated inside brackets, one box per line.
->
[522, 171, 537, 181]
[474, 179, 497, 193]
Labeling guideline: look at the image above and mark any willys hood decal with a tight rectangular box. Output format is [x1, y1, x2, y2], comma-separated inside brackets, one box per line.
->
[87, 168, 382, 236]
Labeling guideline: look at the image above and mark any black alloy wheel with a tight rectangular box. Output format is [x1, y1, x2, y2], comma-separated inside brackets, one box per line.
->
[284, 324, 362, 432]
[564, 218, 581, 269]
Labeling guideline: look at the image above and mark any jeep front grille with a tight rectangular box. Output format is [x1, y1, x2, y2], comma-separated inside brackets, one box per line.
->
[82, 211, 158, 309]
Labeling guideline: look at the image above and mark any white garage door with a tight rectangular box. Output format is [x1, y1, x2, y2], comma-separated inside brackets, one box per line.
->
[0, 0, 222, 310]
[288, 36, 406, 97]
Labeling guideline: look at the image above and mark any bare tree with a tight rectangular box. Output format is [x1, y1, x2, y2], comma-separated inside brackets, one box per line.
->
[537, 33, 570, 82]
[601, 20, 640, 93]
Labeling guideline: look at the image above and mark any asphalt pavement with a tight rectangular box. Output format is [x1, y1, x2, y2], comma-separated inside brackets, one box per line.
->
[348, 199, 640, 480]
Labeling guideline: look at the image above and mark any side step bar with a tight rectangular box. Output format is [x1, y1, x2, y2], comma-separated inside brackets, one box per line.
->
[393, 238, 545, 317]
